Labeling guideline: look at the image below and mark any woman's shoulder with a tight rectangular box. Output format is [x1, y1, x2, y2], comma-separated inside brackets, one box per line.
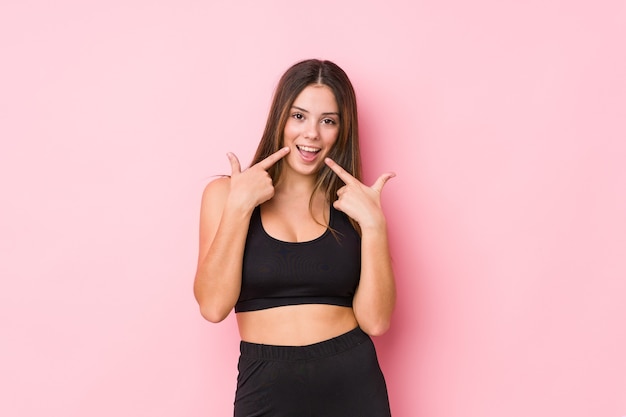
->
[203, 175, 230, 193]
[200, 176, 231, 208]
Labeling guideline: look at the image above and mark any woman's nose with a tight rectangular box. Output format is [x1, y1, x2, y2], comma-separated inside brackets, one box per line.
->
[303, 121, 319, 140]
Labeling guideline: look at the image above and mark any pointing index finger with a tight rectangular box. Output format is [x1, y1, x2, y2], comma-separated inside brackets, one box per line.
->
[257, 147, 290, 170]
[324, 158, 356, 184]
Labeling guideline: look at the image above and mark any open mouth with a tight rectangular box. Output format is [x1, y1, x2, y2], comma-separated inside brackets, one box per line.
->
[296, 145, 321, 154]
[295, 145, 321, 162]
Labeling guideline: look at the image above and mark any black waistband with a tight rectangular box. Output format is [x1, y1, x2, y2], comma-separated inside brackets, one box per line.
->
[239, 327, 369, 361]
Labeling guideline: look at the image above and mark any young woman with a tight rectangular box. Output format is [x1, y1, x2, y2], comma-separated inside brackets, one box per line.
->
[194, 59, 395, 416]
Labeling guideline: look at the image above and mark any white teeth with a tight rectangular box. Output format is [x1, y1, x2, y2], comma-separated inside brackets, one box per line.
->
[297, 145, 320, 153]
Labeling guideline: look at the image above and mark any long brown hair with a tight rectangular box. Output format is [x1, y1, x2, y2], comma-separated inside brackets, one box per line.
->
[251, 59, 362, 223]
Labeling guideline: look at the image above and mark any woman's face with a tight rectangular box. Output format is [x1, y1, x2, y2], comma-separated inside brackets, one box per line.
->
[282, 84, 340, 177]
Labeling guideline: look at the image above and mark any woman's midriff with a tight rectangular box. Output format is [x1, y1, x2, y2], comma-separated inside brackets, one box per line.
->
[236, 304, 359, 346]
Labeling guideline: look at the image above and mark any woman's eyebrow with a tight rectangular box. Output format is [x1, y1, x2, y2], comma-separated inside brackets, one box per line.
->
[291, 106, 339, 116]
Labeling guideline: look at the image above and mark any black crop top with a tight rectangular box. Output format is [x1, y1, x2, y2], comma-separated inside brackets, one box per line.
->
[234, 205, 361, 312]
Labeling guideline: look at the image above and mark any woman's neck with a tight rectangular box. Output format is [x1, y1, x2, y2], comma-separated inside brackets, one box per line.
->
[274, 173, 319, 198]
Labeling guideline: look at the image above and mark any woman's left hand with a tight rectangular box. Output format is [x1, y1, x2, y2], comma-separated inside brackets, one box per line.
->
[324, 158, 395, 230]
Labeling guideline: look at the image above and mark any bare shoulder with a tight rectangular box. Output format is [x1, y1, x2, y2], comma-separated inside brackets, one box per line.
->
[201, 176, 231, 207]
[198, 176, 231, 247]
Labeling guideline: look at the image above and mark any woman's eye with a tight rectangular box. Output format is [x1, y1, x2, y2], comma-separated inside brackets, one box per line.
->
[322, 118, 336, 125]
[292, 113, 304, 120]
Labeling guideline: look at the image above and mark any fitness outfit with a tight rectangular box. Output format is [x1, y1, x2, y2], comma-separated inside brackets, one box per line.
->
[233, 205, 391, 416]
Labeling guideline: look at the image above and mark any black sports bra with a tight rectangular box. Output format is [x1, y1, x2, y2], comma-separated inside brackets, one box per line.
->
[234, 205, 361, 312]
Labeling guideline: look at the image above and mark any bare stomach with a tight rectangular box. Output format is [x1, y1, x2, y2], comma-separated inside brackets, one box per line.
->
[236, 304, 359, 346]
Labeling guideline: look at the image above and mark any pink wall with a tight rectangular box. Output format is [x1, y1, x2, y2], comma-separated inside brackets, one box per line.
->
[1, 1, 625, 416]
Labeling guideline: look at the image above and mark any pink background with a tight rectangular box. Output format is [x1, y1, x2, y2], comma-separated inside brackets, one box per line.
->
[1, 1, 625, 416]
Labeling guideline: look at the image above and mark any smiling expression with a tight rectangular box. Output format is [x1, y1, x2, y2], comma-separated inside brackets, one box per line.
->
[282, 84, 340, 177]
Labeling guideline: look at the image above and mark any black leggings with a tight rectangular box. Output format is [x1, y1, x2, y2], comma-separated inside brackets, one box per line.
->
[234, 327, 391, 417]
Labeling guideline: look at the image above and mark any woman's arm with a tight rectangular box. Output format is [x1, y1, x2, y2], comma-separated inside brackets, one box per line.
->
[353, 219, 396, 336]
[324, 158, 396, 336]
[193, 148, 290, 322]
[193, 176, 251, 323]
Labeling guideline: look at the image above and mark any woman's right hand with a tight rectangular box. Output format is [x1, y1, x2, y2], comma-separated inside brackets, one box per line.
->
[226, 147, 290, 211]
